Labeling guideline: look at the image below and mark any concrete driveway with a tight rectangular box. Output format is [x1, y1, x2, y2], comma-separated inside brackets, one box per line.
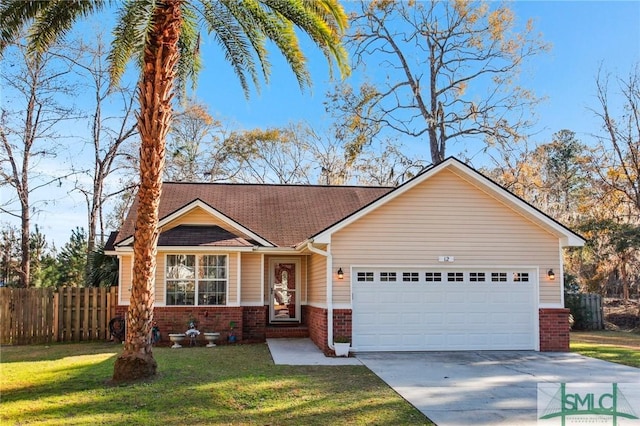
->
[357, 351, 640, 426]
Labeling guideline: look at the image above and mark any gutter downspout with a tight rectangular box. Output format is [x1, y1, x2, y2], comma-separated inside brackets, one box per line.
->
[306, 241, 335, 351]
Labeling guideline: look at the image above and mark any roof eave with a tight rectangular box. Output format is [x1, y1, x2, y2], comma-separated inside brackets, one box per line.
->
[562, 235, 586, 248]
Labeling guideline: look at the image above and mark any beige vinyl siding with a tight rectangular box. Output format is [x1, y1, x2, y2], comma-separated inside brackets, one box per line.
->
[164, 206, 223, 228]
[119, 255, 132, 305]
[240, 253, 263, 304]
[332, 169, 561, 305]
[308, 252, 327, 305]
[300, 256, 308, 304]
[155, 254, 165, 304]
[228, 252, 238, 304]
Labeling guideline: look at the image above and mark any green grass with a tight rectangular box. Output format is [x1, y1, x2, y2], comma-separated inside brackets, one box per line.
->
[570, 331, 640, 368]
[0, 342, 432, 425]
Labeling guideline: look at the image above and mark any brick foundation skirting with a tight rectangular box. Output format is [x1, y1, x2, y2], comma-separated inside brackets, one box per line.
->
[303, 306, 352, 355]
[539, 308, 570, 351]
[242, 306, 267, 342]
[114, 305, 244, 346]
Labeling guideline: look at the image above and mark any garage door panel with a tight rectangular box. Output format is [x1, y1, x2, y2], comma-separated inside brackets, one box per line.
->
[445, 312, 466, 325]
[401, 312, 421, 323]
[378, 312, 398, 323]
[425, 293, 445, 303]
[353, 267, 537, 351]
[424, 313, 444, 324]
[489, 333, 511, 345]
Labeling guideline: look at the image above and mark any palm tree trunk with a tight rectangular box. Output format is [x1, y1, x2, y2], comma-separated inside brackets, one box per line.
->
[113, 0, 182, 382]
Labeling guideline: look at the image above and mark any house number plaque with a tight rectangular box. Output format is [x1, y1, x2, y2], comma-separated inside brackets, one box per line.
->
[438, 256, 455, 262]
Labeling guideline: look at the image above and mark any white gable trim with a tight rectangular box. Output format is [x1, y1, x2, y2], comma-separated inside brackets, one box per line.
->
[116, 199, 275, 248]
[313, 157, 585, 247]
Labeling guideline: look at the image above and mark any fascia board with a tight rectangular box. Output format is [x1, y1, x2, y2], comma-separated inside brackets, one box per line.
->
[156, 246, 255, 252]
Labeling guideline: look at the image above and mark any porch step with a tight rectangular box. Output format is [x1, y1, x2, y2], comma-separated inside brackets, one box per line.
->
[265, 325, 309, 339]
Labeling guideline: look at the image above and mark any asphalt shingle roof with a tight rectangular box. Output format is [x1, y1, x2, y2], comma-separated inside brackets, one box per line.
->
[157, 225, 255, 247]
[114, 182, 392, 247]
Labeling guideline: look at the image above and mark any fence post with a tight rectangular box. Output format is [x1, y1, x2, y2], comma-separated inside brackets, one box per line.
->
[0, 288, 10, 344]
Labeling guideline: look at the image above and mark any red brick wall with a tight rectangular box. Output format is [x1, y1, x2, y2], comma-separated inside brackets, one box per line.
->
[333, 309, 352, 342]
[243, 306, 267, 342]
[303, 306, 353, 355]
[305, 306, 328, 352]
[539, 308, 570, 351]
[114, 305, 244, 345]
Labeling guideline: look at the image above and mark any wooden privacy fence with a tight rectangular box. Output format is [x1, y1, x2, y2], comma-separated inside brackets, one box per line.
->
[0, 286, 119, 345]
[565, 293, 604, 330]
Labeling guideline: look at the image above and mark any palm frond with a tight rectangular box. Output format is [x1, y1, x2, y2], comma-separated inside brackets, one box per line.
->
[108, 0, 155, 88]
[265, 0, 350, 80]
[0, 0, 48, 52]
[175, 4, 202, 96]
[201, 0, 264, 97]
[243, 0, 311, 89]
[28, 0, 106, 55]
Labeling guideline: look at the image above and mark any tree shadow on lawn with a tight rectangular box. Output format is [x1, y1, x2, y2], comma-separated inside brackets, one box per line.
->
[1, 345, 120, 404]
[2, 343, 430, 425]
[1, 341, 124, 363]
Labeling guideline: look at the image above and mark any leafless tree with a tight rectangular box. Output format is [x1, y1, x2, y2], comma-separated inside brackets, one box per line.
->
[165, 100, 221, 182]
[591, 65, 640, 219]
[219, 123, 314, 184]
[0, 42, 79, 287]
[63, 35, 138, 274]
[330, 0, 549, 165]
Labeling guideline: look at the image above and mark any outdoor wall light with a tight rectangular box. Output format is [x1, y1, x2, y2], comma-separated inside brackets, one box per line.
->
[547, 269, 555, 280]
[337, 268, 344, 280]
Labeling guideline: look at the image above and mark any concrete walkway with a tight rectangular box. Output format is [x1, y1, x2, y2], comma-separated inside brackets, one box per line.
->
[266, 338, 361, 366]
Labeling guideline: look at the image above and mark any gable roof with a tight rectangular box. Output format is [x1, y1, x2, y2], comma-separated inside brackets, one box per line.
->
[113, 182, 392, 248]
[311, 157, 585, 247]
[112, 157, 585, 251]
[157, 225, 256, 247]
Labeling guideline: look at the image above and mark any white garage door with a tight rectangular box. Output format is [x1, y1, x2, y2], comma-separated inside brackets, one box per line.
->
[352, 268, 538, 351]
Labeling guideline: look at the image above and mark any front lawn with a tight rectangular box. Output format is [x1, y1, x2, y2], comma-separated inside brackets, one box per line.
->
[0, 342, 432, 425]
[570, 331, 640, 368]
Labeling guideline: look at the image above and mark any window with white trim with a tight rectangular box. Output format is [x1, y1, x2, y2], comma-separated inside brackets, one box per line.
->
[425, 272, 442, 282]
[166, 254, 227, 305]
[513, 272, 529, 282]
[491, 272, 507, 282]
[470, 272, 486, 282]
[402, 272, 419, 282]
[447, 272, 464, 282]
[380, 272, 397, 282]
[357, 272, 374, 282]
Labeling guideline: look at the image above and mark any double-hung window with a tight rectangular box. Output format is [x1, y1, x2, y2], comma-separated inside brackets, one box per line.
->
[166, 254, 227, 306]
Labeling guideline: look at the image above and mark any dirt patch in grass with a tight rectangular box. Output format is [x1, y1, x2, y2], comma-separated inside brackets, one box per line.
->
[603, 298, 639, 330]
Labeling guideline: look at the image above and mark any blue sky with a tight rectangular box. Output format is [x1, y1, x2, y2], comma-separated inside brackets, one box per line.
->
[192, 1, 640, 157]
[2, 0, 639, 247]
